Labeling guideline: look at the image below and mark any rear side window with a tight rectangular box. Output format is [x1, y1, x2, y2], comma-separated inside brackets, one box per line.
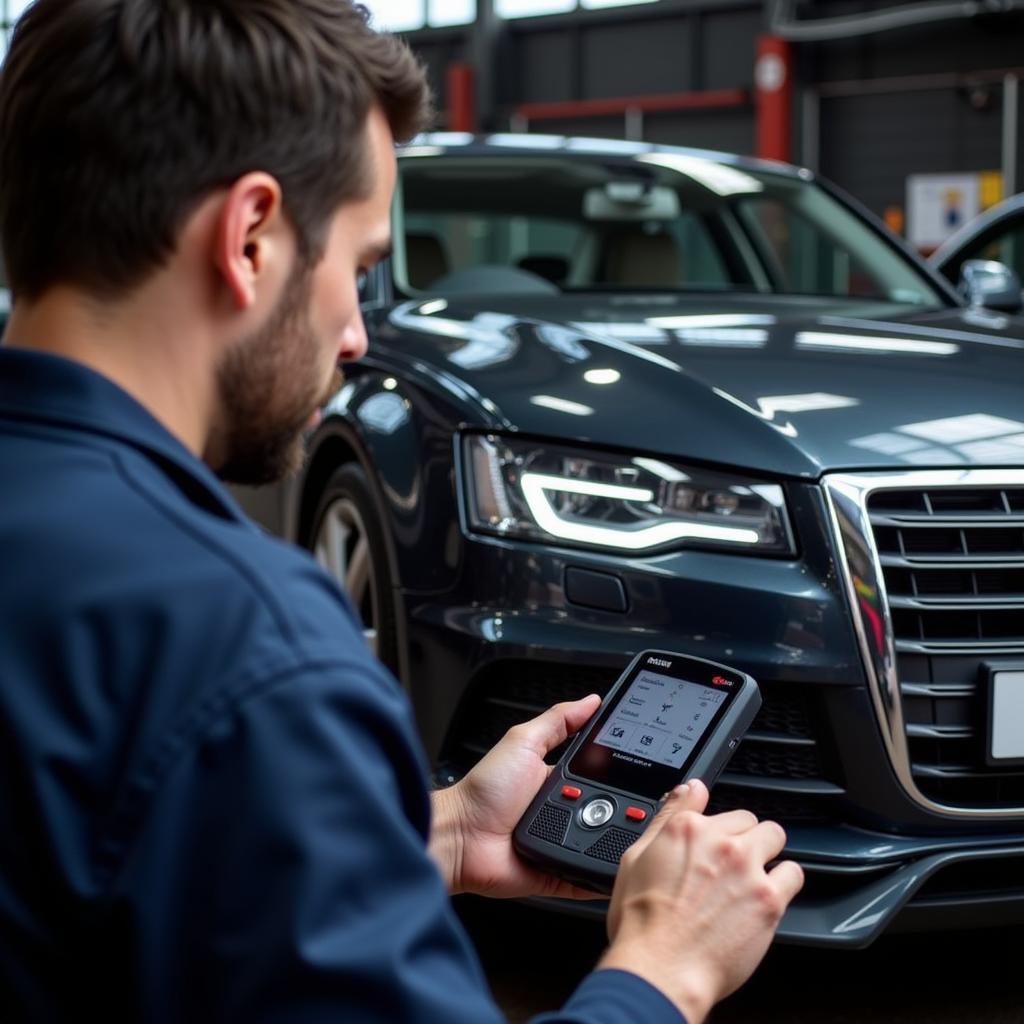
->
[951, 220, 1024, 282]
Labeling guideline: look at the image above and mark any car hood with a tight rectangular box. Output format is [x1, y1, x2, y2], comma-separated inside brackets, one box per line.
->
[370, 294, 1024, 479]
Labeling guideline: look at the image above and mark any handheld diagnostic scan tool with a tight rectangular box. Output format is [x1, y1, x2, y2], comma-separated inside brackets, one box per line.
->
[513, 650, 761, 893]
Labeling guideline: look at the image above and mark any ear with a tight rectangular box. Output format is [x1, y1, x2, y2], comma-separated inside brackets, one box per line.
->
[213, 172, 286, 311]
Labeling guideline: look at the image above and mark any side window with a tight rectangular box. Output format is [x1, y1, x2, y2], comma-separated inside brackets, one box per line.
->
[738, 197, 885, 298]
[962, 220, 1024, 280]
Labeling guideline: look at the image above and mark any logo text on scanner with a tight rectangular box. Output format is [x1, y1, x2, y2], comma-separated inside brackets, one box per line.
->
[648, 657, 672, 668]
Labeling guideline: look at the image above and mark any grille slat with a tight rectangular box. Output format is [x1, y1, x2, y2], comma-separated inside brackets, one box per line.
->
[745, 730, 816, 747]
[905, 723, 973, 739]
[910, 763, 1024, 781]
[888, 595, 1024, 611]
[866, 482, 1024, 809]
[901, 681, 975, 698]
[872, 514, 1024, 527]
[881, 554, 1024, 568]
[717, 773, 843, 795]
[896, 639, 1024, 654]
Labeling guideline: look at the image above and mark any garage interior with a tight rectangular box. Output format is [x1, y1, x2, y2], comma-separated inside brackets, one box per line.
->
[2, 0, 1024, 1020]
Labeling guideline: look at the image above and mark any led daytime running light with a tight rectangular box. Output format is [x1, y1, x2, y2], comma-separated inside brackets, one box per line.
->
[520, 472, 761, 550]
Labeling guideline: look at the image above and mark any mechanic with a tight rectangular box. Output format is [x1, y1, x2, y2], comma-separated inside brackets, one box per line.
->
[0, 1, 803, 1021]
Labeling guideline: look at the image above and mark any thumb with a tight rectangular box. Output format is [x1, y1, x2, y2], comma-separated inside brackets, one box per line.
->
[515, 694, 602, 759]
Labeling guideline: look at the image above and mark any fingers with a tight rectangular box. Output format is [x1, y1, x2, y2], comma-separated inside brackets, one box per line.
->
[511, 694, 602, 758]
[624, 779, 706, 859]
[705, 808, 759, 835]
[767, 859, 805, 902]
[631, 789, 787, 877]
[744, 818, 789, 864]
[672, 778, 709, 815]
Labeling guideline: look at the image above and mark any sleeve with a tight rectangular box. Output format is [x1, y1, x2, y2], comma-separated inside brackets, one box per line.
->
[531, 970, 685, 1024]
[105, 653, 684, 1024]
[108, 657, 507, 1024]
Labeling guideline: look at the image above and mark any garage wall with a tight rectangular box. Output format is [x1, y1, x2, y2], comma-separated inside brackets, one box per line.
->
[813, 15, 1024, 82]
[501, 3, 759, 152]
[819, 89, 1006, 217]
[804, 18, 1024, 214]
[410, 1, 760, 153]
[403, 2, 1024, 218]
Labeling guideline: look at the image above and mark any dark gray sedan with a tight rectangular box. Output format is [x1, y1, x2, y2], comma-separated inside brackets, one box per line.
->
[241, 134, 1024, 948]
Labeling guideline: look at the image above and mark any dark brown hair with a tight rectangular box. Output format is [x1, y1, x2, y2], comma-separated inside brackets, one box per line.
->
[0, 0, 432, 300]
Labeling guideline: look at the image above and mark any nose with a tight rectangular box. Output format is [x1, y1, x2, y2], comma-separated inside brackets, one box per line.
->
[339, 309, 368, 362]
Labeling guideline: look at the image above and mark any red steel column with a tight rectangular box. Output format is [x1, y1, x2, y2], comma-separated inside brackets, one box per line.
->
[755, 35, 793, 162]
[446, 62, 477, 133]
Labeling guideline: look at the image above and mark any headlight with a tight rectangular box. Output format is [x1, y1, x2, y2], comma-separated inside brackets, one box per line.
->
[463, 434, 794, 556]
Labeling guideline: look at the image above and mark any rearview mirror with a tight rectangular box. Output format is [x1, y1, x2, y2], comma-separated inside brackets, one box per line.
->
[584, 182, 680, 221]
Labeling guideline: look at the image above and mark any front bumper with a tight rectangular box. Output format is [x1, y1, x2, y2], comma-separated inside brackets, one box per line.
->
[401, 486, 1024, 947]
[533, 827, 1024, 946]
[780, 825, 1024, 946]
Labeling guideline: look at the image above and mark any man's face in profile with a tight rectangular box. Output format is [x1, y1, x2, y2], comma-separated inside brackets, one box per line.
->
[214, 108, 396, 486]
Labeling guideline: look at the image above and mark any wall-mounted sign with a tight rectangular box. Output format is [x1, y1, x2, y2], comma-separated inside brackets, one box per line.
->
[906, 172, 986, 253]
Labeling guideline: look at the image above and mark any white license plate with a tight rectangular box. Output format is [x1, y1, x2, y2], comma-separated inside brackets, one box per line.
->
[990, 671, 1024, 762]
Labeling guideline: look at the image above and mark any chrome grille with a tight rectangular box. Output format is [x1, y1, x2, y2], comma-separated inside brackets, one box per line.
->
[838, 477, 1024, 812]
[872, 486, 1024, 652]
[871, 487, 1024, 652]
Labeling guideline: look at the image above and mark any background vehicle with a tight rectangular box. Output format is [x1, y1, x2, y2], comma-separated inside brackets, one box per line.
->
[239, 135, 1024, 947]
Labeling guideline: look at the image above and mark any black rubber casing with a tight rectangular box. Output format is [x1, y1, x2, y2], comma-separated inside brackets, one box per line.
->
[512, 649, 761, 894]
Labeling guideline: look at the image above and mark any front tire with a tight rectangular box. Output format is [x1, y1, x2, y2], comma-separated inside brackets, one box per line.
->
[306, 463, 399, 674]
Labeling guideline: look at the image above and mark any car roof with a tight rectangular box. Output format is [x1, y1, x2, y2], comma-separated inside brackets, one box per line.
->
[398, 132, 811, 182]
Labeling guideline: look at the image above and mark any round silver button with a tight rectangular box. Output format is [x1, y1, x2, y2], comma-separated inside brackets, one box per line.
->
[580, 797, 615, 828]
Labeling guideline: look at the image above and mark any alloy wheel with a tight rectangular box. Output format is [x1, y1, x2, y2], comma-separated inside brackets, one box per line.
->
[312, 496, 380, 657]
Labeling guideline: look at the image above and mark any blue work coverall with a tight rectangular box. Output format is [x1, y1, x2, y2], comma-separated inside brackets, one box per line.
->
[0, 348, 682, 1023]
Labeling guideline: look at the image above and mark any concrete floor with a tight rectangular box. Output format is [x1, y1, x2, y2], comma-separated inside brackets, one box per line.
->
[456, 896, 1024, 1023]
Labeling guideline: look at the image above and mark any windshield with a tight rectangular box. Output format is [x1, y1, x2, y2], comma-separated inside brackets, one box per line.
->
[395, 150, 946, 308]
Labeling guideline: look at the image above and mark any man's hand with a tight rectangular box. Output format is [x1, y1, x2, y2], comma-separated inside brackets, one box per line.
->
[598, 781, 804, 1024]
[429, 694, 604, 901]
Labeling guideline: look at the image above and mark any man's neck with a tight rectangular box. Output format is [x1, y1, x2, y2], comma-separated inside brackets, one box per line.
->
[2, 284, 216, 458]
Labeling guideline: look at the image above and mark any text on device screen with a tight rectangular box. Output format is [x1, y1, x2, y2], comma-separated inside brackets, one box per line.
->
[593, 669, 727, 769]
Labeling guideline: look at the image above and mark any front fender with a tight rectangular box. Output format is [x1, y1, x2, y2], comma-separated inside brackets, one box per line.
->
[300, 369, 468, 597]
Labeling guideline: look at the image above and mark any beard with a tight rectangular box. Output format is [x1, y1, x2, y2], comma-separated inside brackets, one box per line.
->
[213, 262, 343, 486]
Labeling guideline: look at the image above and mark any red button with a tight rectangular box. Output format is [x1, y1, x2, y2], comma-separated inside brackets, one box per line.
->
[625, 806, 647, 822]
[561, 785, 582, 801]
